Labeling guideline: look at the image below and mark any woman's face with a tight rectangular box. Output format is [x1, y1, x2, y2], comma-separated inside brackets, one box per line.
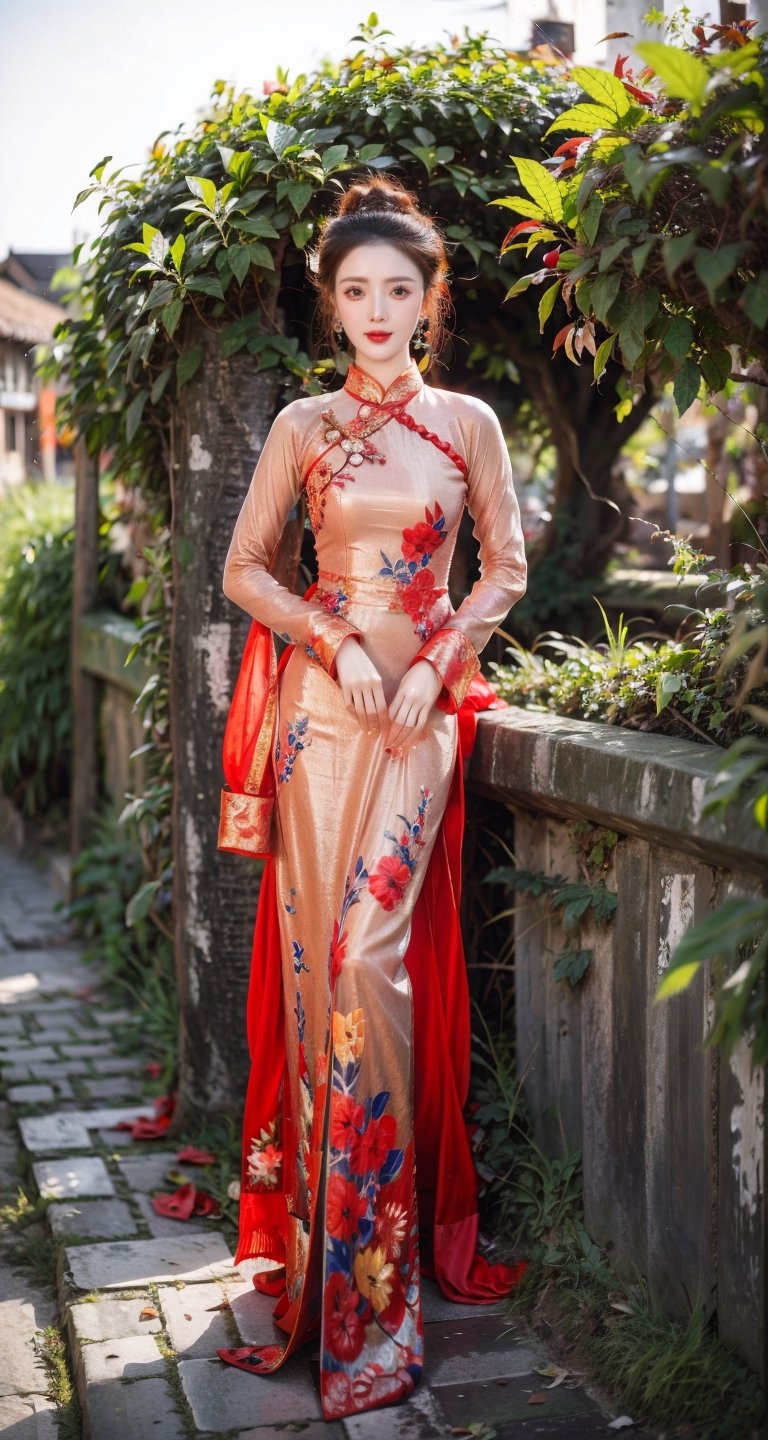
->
[333, 242, 425, 371]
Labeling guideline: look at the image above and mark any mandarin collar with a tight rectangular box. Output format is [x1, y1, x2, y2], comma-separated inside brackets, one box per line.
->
[343, 358, 424, 406]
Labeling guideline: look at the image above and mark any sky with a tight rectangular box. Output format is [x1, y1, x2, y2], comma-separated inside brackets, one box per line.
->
[0, 0, 536, 263]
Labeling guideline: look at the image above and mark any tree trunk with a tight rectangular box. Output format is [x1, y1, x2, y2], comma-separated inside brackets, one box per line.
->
[169, 324, 293, 1126]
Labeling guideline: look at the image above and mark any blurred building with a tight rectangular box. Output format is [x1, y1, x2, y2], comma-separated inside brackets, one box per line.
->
[0, 252, 69, 491]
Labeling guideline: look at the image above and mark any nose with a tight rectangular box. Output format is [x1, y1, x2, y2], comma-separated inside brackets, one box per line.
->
[370, 291, 387, 323]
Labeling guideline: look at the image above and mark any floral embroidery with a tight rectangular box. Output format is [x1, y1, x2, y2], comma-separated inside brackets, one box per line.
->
[246, 1117, 283, 1189]
[379, 502, 448, 640]
[276, 715, 310, 782]
[304, 403, 387, 535]
[318, 586, 350, 618]
[328, 856, 369, 985]
[320, 1002, 421, 1411]
[368, 787, 432, 911]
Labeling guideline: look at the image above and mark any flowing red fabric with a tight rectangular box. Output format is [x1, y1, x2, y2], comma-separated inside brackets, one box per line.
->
[231, 617, 525, 1302]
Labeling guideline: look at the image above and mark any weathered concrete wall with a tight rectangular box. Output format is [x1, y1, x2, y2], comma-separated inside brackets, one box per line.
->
[77, 608, 152, 810]
[468, 708, 766, 1382]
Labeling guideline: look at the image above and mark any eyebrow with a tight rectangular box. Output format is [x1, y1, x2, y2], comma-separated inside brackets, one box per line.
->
[338, 275, 417, 283]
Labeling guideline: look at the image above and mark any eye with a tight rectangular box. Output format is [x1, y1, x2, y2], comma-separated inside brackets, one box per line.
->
[392, 285, 412, 297]
[344, 286, 364, 298]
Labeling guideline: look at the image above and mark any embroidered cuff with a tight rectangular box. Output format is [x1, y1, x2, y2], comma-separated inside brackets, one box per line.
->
[410, 626, 480, 712]
[307, 615, 362, 677]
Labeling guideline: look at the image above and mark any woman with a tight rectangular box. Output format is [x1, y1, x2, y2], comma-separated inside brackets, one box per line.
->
[215, 176, 528, 1421]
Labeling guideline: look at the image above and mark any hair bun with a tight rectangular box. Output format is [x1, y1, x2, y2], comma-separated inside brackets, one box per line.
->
[338, 178, 420, 220]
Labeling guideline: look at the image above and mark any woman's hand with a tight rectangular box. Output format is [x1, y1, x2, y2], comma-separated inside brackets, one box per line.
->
[386, 661, 443, 756]
[334, 636, 388, 732]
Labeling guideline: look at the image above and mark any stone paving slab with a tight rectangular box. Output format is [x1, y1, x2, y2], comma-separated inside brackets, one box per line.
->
[228, 1281, 288, 1346]
[48, 1197, 138, 1239]
[433, 1372, 605, 1428]
[80, 1074, 145, 1100]
[133, 1191, 215, 1241]
[33, 1155, 116, 1199]
[0, 1044, 59, 1064]
[236, 1424, 346, 1440]
[20, 1104, 155, 1151]
[341, 1384, 449, 1439]
[115, 1151, 188, 1191]
[80, 1333, 167, 1383]
[425, 1312, 545, 1385]
[7, 1083, 56, 1104]
[178, 1354, 323, 1430]
[82, 1375, 187, 1440]
[0, 1253, 56, 1399]
[64, 1233, 237, 1290]
[157, 1279, 240, 1356]
[68, 1293, 163, 1342]
[0, 1393, 59, 1439]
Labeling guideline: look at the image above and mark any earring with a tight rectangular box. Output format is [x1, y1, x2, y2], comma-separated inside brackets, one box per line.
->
[411, 315, 431, 355]
[333, 317, 345, 344]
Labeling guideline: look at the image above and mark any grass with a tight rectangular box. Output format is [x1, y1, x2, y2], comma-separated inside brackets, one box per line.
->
[472, 1026, 766, 1440]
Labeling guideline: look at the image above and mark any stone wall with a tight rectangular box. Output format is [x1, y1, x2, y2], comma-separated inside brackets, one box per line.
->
[76, 609, 151, 812]
[468, 708, 766, 1382]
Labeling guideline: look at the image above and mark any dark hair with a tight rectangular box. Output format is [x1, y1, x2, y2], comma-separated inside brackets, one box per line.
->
[309, 175, 451, 368]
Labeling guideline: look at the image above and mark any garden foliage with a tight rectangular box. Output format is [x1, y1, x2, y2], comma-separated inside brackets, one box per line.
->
[498, 17, 768, 416]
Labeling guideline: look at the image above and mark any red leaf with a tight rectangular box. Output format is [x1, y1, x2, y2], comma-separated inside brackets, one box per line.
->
[552, 137, 591, 157]
[191, 1188, 221, 1217]
[176, 1145, 217, 1165]
[130, 1115, 172, 1141]
[144, 1061, 163, 1078]
[552, 322, 574, 354]
[502, 220, 542, 249]
[543, 247, 561, 269]
[151, 1183, 197, 1220]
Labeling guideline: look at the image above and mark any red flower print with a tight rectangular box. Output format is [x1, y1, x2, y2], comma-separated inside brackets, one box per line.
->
[368, 855, 411, 911]
[324, 1273, 365, 1363]
[401, 502, 446, 563]
[373, 1198, 409, 1257]
[400, 567, 446, 631]
[377, 1270, 407, 1332]
[350, 1113, 397, 1174]
[328, 918, 348, 985]
[330, 1093, 364, 1150]
[327, 1173, 368, 1241]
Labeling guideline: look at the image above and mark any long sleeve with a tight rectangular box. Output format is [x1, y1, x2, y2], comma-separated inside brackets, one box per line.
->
[411, 400, 527, 709]
[223, 404, 362, 674]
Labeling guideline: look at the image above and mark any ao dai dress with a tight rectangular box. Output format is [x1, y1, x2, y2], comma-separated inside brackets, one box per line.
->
[217, 357, 527, 1420]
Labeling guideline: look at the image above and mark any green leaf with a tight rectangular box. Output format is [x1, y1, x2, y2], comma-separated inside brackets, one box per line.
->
[579, 193, 602, 247]
[126, 879, 161, 927]
[177, 347, 202, 387]
[150, 365, 173, 403]
[545, 103, 622, 137]
[322, 144, 349, 171]
[553, 948, 592, 986]
[694, 243, 743, 305]
[632, 236, 656, 277]
[635, 41, 709, 111]
[663, 315, 693, 360]
[185, 275, 225, 299]
[593, 333, 615, 383]
[237, 216, 281, 239]
[186, 175, 217, 212]
[170, 234, 186, 273]
[285, 181, 313, 216]
[598, 237, 629, 271]
[673, 358, 701, 417]
[590, 271, 621, 324]
[228, 243, 252, 285]
[504, 273, 535, 300]
[655, 896, 768, 1000]
[248, 241, 274, 270]
[511, 158, 563, 222]
[290, 220, 314, 250]
[265, 119, 299, 157]
[538, 280, 561, 332]
[663, 229, 699, 280]
[125, 390, 149, 443]
[491, 196, 550, 220]
[618, 309, 649, 367]
[742, 271, 768, 330]
[570, 65, 632, 118]
[161, 298, 183, 338]
[699, 345, 733, 394]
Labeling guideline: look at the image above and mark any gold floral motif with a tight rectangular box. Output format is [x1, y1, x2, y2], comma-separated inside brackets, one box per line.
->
[344, 359, 424, 407]
[332, 1008, 366, 1064]
[218, 790, 274, 856]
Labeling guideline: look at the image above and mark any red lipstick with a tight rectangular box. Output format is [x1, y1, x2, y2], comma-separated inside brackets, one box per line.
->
[365, 331, 392, 342]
